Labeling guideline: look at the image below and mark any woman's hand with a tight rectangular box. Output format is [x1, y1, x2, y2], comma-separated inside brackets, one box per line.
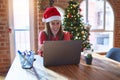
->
[40, 44, 44, 57]
[38, 44, 44, 57]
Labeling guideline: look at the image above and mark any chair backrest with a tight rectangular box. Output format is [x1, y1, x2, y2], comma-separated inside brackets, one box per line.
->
[106, 48, 120, 62]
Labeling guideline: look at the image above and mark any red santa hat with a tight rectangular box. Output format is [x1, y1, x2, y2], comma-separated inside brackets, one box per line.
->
[42, 7, 61, 23]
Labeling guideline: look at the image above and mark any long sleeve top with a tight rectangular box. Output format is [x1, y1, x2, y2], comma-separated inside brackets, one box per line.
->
[38, 31, 71, 56]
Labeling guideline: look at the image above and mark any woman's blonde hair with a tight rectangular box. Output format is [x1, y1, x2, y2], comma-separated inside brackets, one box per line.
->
[44, 22, 64, 40]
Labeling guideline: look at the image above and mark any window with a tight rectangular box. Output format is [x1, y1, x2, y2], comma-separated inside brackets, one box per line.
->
[13, 0, 30, 52]
[9, 0, 35, 55]
[80, 0, 114, 52]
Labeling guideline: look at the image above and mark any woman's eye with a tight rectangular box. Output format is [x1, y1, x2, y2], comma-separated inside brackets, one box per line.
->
[51, 23, 55, 25]
[50, 21, 60, 25]
[56, 22, 60, 25]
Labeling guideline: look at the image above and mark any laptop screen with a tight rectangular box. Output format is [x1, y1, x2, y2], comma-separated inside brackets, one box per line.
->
[43, 40, 82, 67]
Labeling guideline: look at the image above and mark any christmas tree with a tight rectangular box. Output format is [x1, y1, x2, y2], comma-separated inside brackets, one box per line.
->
[63, 0, 91, 50]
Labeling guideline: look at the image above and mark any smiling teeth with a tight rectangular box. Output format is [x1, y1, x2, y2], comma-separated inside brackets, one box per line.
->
[54, 29, 58, 31]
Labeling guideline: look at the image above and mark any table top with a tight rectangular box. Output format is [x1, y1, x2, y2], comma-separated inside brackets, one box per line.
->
[5, 53, 120, 80]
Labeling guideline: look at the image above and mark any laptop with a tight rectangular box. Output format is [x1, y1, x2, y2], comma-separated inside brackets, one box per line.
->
[43, 40, 82, 67]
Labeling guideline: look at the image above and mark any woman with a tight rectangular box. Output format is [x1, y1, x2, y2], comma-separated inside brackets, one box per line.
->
[38, 7, 71, 56]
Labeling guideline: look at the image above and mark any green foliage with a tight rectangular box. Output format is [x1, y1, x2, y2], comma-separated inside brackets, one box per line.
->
[86, 54, 92, 58]
[63, 0, 91, 50]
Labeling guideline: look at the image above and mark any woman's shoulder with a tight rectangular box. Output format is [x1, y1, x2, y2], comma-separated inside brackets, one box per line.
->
[39, 30, 47, 38]
[39, 30, 46, 35]
[38, 30, 48, 41]
[63, 31, 71, 40]
[63, 31, 70, 35]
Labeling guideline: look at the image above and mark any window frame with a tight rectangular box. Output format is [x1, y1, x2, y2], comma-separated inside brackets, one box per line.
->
[81, 0, 114, 52]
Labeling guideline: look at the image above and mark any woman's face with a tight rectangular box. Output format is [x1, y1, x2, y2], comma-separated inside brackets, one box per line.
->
[49, 20, 61, 36]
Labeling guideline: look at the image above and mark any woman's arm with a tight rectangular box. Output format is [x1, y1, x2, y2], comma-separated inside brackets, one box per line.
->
[38, 31, 47, 57]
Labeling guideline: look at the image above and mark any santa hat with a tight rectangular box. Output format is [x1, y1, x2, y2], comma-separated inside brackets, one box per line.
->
[42, 7, 61, 23]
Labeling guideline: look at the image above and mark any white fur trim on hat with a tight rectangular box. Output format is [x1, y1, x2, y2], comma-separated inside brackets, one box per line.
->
[42, 16, 61, 22]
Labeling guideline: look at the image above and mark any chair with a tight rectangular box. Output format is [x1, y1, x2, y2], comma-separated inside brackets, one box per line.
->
[106, 48, 120, 62]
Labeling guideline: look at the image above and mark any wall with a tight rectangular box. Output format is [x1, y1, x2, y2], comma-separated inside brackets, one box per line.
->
[0, 0, 120, 75]
[0, 0, 10, 74]
[110, 0, 120, 47]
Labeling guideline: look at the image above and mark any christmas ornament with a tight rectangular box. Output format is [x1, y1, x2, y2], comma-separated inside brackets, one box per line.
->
[73, 4, 77, 8]
[79, 8, 82, 12]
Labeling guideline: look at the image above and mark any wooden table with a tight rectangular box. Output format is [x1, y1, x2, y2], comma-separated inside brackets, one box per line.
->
[5, 53, 120, 80]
